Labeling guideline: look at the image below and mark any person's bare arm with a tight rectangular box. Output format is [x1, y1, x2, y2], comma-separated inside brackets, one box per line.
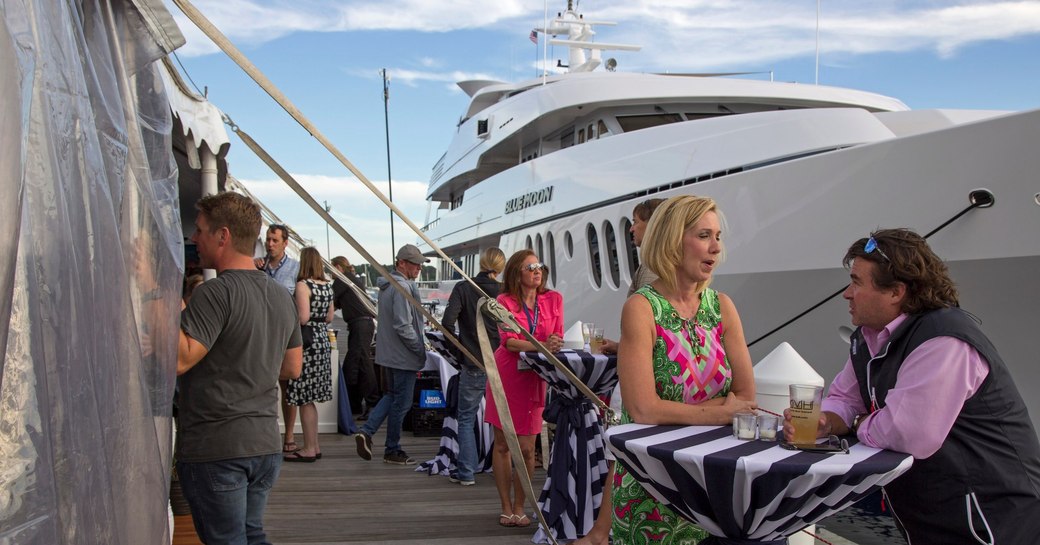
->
[718, 292, 756, 402]
[177, 330, 209, 375]
[295, 281, 311, 324]
[280, 346, 303, 380]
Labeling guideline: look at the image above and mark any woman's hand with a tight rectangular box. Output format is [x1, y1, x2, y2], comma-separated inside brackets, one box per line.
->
[722, 392, 757, 418]
[546, 333, 563, 353]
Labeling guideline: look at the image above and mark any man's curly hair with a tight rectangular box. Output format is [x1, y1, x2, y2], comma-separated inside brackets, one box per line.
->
[843, 228, 959, 315]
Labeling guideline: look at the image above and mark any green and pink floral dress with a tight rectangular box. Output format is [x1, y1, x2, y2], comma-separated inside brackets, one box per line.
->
[611, 285, 733, 545]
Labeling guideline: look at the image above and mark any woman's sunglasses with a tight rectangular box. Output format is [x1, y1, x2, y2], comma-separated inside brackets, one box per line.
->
[522, 262, 547, 272]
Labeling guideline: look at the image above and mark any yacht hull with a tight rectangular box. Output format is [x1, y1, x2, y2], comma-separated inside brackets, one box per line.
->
[429, 106, 1040, 419]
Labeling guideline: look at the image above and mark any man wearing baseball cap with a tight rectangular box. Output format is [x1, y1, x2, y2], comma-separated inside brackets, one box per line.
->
[355, 244, 429, 464]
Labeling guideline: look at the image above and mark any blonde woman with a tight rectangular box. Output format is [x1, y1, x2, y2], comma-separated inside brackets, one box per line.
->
[612, 195, 757, 544]
[284, 247, 335, 462]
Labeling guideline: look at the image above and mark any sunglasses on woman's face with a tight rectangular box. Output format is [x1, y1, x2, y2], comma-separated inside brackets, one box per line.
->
[522, 262, 547, 272]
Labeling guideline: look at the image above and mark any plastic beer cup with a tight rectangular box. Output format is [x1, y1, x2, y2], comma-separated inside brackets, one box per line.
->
[789, 384, 824, 444]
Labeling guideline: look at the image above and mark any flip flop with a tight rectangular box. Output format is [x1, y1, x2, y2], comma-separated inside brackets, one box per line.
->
[282, 441, 299, 453]
[514, 514, 531, 527]
[283, 451, 317, 463]
[499, 514, 516, 527]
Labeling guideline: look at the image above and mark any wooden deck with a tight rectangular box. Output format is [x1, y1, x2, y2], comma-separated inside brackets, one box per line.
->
[176, 428, 547, 545]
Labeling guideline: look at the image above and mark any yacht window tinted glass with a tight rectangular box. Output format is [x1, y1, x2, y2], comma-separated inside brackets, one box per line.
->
[616, 113, 683, 133]
[526, 235, 533, 250]
[604, 221, 621, 289]
[547, 232, 557, 286]
[621, 217, 638, 276]
[565, 231, 574, 258]
[587, 223, 602, 288]
[536, 234, 544, 263]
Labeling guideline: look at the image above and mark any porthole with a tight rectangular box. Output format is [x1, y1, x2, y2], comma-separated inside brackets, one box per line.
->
[621, 217, 638, 276]
[603, 221, 621, 289]
[547, 232, 557, 286]
[565, 231, 574, 258]
[587, 223, 602, 288]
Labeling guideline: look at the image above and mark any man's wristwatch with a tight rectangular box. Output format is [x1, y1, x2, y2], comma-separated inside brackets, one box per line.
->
[851, 413, 868, 434]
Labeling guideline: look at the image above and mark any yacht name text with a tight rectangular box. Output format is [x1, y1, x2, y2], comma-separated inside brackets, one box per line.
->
[505, 186, 554, 214]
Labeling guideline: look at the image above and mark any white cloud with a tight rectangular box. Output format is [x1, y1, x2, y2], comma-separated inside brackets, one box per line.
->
[169, 0, 1040, 77]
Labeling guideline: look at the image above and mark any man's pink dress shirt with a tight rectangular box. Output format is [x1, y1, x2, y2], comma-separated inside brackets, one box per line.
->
[821, 313, 990, 458]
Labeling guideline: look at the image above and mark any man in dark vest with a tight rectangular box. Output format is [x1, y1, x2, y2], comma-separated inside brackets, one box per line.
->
[783, 228, 1040, 544]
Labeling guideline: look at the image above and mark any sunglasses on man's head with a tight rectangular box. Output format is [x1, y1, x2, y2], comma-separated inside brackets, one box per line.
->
[522, 262, 547, 272]
[864, 236, 891, 262]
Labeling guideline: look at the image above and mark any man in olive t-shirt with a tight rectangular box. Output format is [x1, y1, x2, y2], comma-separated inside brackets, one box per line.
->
[177, 193, 302, 545]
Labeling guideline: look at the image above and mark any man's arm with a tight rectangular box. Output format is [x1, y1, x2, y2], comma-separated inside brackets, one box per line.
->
[857, 337, 988, 458]
[177, 329, 209, 375]
[280, 346, 303, 380]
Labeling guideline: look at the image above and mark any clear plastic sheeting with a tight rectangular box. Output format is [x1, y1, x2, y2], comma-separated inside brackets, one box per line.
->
[1, 0, 185, 543]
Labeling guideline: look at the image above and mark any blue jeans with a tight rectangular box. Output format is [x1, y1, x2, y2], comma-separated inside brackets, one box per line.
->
[361, 367, 417, 454]
[455, 366, 487, 480]
[176, 453, 281, 545]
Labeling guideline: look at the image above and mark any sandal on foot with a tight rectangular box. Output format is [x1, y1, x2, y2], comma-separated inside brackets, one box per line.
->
[499, 514, 517, 527]
[514, 514, 531, 527]
[283, 451, 317, 463]
[282, 441, 298, 453]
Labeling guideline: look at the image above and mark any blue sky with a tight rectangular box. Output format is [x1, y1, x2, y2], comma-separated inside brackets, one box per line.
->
[166, 0, 1040, 264]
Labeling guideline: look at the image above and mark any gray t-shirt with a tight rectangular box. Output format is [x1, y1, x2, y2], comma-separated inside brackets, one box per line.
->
[178, 269, 302, 462]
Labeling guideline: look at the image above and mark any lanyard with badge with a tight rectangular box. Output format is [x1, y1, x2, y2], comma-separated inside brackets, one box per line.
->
[517, 298, 540, 371]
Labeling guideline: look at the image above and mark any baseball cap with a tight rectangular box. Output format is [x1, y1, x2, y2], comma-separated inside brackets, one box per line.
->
[396, 244, 430, 265]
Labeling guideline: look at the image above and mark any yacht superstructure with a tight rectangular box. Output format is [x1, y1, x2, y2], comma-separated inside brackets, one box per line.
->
[417, 3, 1040, 418]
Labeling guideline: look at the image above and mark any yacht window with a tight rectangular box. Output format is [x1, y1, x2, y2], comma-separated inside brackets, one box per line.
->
[684, 113, 724, 121]
[621, 217, 638, 276]
[535, 234, 544, 263]
[565, 231, 574, 258]
[587, 223, 602, 289]
[603, 220, 621, 289]
[587, 123, 595, 139]
[561, 127, 575, 149]
[578, 128, 586, 144]
[616, 113, 683, 133]
[526, 235, 533, 250]
[547, 232, 557, 286]
[597, 120, 608, 138]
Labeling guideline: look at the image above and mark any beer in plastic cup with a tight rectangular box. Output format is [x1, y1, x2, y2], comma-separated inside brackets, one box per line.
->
[789, 384, 824, 444]
[590, 328, 605, 353]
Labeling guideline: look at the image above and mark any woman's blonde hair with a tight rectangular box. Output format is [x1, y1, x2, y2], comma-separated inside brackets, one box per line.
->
[640, 195, 724, 293]
[297, 247, 326, 282]
[479, 247, 506, 274]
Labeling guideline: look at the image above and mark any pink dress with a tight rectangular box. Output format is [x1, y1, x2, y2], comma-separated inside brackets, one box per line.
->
[484, 290, 564, 435]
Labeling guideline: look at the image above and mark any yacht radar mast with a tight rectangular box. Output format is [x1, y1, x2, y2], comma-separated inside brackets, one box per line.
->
[535, 2, 641, 73]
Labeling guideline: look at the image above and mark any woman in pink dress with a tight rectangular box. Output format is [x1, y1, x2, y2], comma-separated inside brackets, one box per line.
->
[486, 249, 564, 528]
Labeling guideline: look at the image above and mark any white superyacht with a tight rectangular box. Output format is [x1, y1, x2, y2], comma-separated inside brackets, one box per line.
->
[417, 2, 1040, 417]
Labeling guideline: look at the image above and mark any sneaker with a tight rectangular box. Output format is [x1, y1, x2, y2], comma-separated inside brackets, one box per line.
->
[383, 450, 415, 465]
[448, 473, 476, 486]
[355, 432, 372, 461]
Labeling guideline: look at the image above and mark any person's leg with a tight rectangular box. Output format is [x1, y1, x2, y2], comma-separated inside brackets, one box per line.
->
[297, 403, 319, 457]
[177, 458, 251, 545]
[355, 319, 380, 409]
[454, 367, 486, 482]
[360, 390, 392, 438]
[491, 427, 515, 525]
[512, 434, 537, 526]
[279, 380, 297, 449]
[384, 367, 417, 455]
[570, 462, 614, 545]
[243, 453, 281, 545]
[344, 322, 363, 414]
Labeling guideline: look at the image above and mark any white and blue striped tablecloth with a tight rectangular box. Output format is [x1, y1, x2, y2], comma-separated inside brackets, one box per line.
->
[521, 350, 619, 543]
[415, 332, 494, 477]
[606, 424, 914, 544]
